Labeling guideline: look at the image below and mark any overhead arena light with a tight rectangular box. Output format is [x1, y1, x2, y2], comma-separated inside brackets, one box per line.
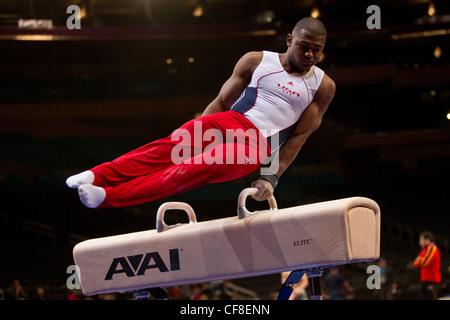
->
[390, 28, 449, 40]
[18, 19, 53, 29]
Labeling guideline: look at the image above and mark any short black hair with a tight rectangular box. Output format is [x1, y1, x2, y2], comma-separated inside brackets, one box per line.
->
[293, 17, 327, 38]
[420, 230, 434, 242]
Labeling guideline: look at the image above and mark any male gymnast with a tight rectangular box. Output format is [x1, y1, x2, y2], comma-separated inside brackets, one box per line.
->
[66, 17, 336, 209]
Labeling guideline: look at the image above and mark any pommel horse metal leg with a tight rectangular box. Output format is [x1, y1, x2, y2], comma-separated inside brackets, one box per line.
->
[277, 270, 305, 300]
[277, 268, 324, 300]
[307, 268, 324, 300]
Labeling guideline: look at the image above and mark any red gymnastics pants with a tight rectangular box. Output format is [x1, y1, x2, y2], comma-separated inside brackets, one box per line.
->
[90, 110, 270, 208]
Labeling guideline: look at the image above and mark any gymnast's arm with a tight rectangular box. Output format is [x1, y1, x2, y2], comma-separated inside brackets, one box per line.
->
[252, 74, 336, 201]
[202, 51, 262, 116]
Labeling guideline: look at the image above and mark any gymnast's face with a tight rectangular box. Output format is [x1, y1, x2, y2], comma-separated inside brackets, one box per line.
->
[287, 28, 325, 71]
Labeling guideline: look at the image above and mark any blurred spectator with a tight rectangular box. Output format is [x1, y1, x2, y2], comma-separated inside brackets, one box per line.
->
[34, 286, 47, 300]
[413, 230, 441, 300]
[376, 257, 397, 300]
[190, 284, 210, 300]
[323, 267, 353, 300]
[67, 289, 83, 300]
[7, 278, 28, 300]
[169, 286, 185, 300]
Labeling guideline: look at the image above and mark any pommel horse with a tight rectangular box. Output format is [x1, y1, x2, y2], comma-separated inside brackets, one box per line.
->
[73, 188, 380, 300]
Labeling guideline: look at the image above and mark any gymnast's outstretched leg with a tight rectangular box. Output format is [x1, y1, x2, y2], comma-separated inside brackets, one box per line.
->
[98, 140, 265, 208]
[66, 111, 269, 208]
[66, 135, 179, 208]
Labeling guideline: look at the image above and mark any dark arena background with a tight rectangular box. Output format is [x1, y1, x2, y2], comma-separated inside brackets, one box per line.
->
[0, 0, 449, 301]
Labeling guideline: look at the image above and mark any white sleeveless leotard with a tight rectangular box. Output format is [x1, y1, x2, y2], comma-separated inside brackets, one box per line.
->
[231, 50, 324, 151]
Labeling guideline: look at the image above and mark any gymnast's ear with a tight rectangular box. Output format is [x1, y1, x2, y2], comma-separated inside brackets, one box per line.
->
[286, 33, 293, 47]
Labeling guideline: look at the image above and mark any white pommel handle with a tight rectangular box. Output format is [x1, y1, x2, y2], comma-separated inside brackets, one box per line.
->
[237, 187, 278, 219]
[156, 202, 197, 233]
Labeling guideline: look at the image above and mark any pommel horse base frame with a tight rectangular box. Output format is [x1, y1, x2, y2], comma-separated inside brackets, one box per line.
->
[131, 269, 324, 300]
[73, 188, 380, 300]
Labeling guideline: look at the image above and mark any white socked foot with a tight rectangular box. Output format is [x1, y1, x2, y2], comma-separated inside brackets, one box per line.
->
[66, 171, 95, 189]
[78, 184, 106, 208]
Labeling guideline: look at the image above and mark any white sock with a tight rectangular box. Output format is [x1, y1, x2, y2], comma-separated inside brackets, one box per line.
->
[66, 171, 95, 189]
[78, 184, 106, 208]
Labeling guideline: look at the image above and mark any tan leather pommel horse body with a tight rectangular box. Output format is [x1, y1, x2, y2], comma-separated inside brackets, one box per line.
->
[73, 188, 380, 299]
